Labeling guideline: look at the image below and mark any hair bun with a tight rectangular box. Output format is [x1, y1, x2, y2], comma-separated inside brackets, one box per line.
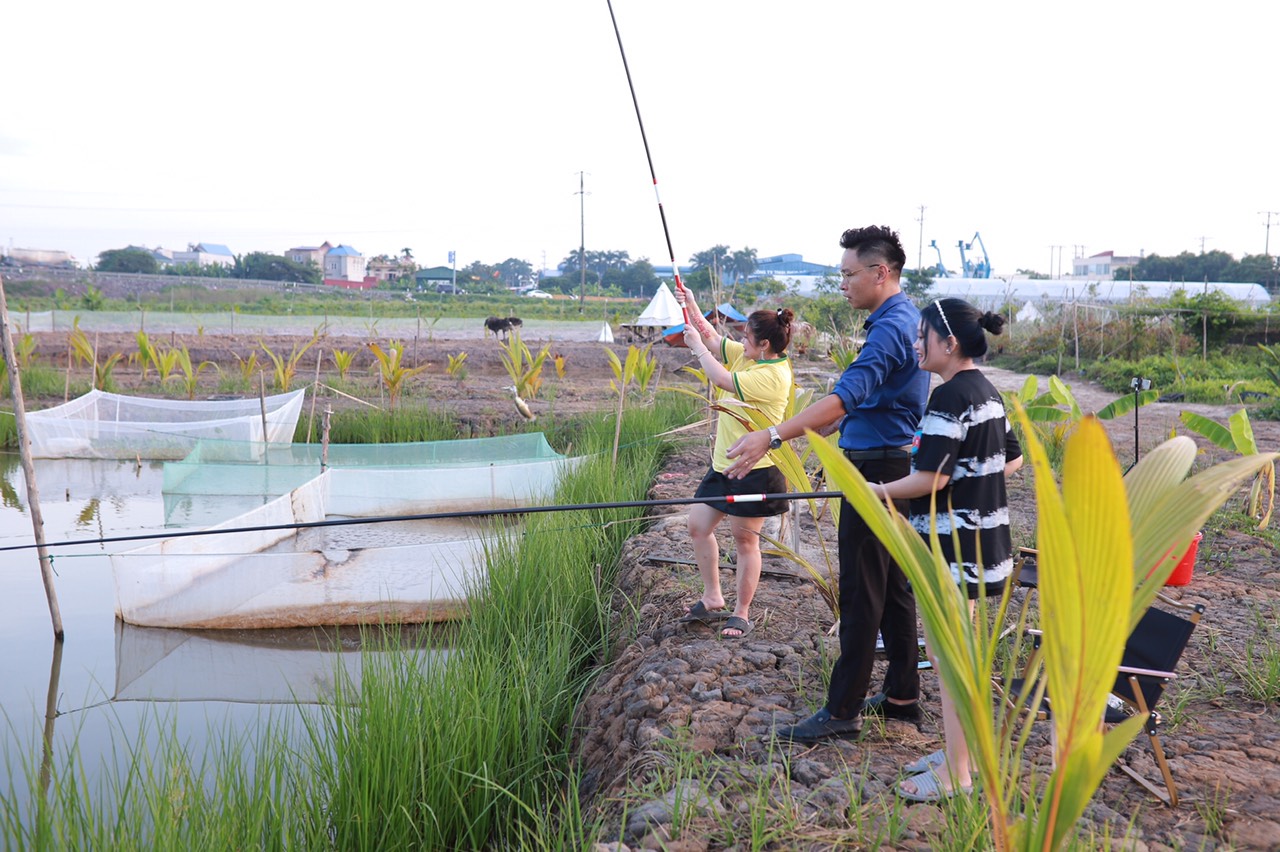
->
[777, 307, 794, 327]
[979, 311, 1007, 335]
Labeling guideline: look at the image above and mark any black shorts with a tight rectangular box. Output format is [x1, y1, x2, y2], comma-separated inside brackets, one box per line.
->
[694, 465, 790, 517]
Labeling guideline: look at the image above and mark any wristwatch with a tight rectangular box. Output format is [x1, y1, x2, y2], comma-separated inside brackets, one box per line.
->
[768, 426, 783, 450]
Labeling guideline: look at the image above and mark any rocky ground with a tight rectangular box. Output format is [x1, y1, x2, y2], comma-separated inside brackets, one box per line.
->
[22, 327, 1280, 849]
[573, 367, 1280, 850]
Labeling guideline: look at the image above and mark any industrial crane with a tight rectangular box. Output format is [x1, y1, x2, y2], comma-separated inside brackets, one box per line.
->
[927, 240, 951, 278]
[956, 232, 992, 278]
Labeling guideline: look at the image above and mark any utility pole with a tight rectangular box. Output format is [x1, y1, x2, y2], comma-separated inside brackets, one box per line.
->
[1050, 245, 1063, 279]
[915, 204, 926, 272]
[1260, 211, 1280, 257]
[576, 171, 589, 309]
[1198, 236, 1210, 255]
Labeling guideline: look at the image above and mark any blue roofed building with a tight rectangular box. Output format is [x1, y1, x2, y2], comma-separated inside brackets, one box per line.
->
[749, 253, 837, 294]
[323, 244, 367, 282]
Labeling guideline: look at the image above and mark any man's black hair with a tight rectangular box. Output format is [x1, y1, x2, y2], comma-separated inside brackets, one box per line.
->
[839, 225, 907, 274]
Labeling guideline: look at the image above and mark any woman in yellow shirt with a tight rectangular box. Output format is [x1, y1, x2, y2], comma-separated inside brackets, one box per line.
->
[677, 289, 794, 638]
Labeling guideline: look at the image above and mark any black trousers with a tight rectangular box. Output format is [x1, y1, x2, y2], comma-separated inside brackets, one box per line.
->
[825, 455, 920, 718]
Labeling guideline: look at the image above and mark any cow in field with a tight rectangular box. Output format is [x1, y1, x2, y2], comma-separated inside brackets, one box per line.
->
[484, 316, 523, 340]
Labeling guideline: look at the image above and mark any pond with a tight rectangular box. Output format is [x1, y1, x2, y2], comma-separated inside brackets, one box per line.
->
[0, 453, 452, 822]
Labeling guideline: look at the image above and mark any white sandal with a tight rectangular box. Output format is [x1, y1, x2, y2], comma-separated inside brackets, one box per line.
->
[897, 767, 973, 803]
[903, 749, 946, 775]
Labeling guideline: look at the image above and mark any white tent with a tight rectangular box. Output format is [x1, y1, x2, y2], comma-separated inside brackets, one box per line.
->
[596, 322, 615, 343]
[633, 282, 683, 326]
[1015, 301, 1043, 323]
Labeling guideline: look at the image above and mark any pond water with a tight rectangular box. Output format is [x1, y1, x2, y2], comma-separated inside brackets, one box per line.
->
[0, 452, 453, 820]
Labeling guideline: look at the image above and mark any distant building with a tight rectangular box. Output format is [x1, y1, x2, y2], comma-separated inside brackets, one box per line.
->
[4, 247, 77, 267]
[173, 242, 235, 267]
[287, 241, 332, 268]
[125, 245, 175, 265]
[1072, 250, 1141, 279]
[414, 266, 455, 289]
[751, 253, 837, 295]
[367, 256, 416, 283]
[323, 245, 366, 282]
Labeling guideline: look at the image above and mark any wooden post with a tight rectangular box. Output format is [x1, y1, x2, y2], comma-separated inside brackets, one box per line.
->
[307, 349, 322, 444]
[40, 637, 64, 794]
[0, 273, 64, 638]
[321, 405, 333, 471]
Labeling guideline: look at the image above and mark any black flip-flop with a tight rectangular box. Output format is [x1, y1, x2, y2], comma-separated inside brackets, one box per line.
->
[679, 600, 729, 624]
[719, 615, 754, 638]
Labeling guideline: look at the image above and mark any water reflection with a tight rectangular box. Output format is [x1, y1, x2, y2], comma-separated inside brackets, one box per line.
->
[113, 620, 452, 704]
[40, 639, 63, 796]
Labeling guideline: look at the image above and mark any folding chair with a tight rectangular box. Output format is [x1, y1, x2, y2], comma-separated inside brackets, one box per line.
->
[1000, 595, 1205, 807]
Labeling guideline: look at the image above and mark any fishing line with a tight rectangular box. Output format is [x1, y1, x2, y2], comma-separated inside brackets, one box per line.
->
[604, 0, 690, 324]
[0, 490, 843, 554]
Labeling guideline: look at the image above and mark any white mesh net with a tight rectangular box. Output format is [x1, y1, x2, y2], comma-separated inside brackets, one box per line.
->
[25, 389, 306, 459]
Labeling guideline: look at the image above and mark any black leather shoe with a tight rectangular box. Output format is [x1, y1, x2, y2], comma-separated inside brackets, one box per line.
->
[861, 692, 922, 721]
[773, 709, 862, 744]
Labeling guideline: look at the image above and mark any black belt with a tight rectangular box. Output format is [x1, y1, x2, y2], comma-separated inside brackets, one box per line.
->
[843, 447, 911, 461]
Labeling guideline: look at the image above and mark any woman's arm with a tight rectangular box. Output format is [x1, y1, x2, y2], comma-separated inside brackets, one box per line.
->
[684, 336, 735, 392]
[869, 470, 951, 502]
[674, 288, 722, 352]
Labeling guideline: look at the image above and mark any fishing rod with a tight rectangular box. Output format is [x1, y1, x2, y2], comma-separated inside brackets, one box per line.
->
[604, 0, 690, 324]
[0, 490, 844, 554]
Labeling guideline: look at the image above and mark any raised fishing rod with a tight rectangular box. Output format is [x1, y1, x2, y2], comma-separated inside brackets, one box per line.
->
[0, 490, 843, 554]
[604, 0, 690, 324]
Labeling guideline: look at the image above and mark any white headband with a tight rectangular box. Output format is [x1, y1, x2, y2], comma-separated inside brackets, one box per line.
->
[934, 299, 955, 340]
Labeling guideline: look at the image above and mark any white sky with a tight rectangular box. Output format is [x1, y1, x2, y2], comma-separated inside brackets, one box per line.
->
[3, 1, 1278, 277]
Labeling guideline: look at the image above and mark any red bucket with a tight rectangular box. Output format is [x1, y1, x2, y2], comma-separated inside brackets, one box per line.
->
[1165, 532, 1203, 587]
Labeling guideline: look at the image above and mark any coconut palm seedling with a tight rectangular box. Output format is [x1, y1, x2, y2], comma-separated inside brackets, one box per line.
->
[330, 349, 356, 381]
[14, 331, 37, 371]
[367, 341, 429, 409]
[67, 320, 93, 369]
[152, 345, 180, 384]
[260, 332, 319, 392]
[132, 331, 156, 382]
[1179, 407, 1276, 529]
[165, 346, 218, 400]
[446, 352, 468, 382]
[233, 350, 260, 385]
[499, 333, 550, 401]
[809, 407, 1276, 850]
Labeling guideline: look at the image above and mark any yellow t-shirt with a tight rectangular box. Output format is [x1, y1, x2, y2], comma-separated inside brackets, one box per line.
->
[710, 338, 793, 472]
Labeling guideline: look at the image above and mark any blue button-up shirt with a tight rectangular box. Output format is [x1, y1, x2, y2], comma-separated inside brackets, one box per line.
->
[830, 291, 929, 450]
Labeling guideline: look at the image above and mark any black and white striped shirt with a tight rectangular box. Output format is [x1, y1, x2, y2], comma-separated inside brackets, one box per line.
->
[908, 369, 1021, 595]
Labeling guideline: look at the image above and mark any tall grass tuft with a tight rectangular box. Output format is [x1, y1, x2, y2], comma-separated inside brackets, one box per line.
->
[297, 399, 692, 848]
[308, 403, 461, 444]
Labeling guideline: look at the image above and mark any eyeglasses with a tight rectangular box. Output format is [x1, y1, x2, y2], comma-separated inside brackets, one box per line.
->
[840, 264, 885, 281]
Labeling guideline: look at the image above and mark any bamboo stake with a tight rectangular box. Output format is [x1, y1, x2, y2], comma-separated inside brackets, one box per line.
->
[0, 273, 64, 638]
[307, 349, 323, 444]
[259, 371, 268, 442]
[40, 638, 64, 794]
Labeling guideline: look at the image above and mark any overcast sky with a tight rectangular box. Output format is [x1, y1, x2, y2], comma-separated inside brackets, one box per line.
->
[3, 1, 1278, 278]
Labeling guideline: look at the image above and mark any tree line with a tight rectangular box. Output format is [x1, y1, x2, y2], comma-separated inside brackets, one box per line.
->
[94, 243, 791, 301]
[1120, 250, 1278, 288]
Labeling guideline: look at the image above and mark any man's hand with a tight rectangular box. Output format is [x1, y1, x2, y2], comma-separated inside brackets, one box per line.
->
[724, 430, 769, 479]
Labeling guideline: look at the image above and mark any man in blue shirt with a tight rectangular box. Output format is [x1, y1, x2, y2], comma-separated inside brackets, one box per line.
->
[725, 225, 929, 743]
